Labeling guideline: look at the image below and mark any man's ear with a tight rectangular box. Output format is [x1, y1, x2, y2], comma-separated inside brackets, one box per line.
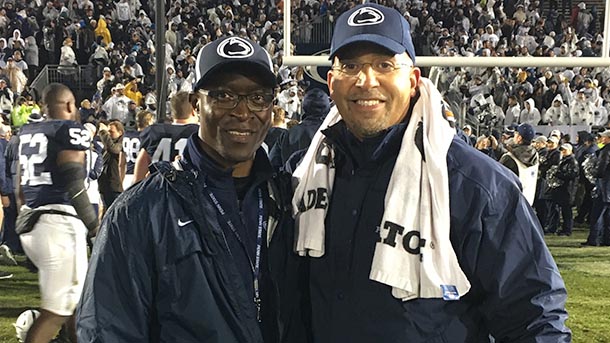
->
[327, 57, 338, 98]
[189, 92, 199, 114]
[327, 69, 335, 98]
[66, 100, 75, 115]
[409, 67, 421, 97]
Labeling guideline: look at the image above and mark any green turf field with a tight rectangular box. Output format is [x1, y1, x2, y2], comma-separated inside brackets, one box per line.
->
[0, 228, 608, 342]
[0, 255, 39, 343]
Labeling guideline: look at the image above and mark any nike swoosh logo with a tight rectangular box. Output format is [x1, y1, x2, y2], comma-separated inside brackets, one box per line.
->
[178, 219, 194, 227]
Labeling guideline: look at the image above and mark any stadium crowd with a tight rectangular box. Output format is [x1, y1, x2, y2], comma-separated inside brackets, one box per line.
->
[0, 0, 602, 126]
[0, 0, 608, 340]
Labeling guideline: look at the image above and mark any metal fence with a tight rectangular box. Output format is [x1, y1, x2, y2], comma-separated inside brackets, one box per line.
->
[292, 14, 333, 45]
[30, 64, 98, 98]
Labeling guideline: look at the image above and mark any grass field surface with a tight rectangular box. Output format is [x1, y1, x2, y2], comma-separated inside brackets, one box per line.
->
[0, 228, 608, 342]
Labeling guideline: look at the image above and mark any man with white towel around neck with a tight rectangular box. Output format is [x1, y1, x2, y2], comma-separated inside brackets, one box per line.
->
[291, 3, 571, 342]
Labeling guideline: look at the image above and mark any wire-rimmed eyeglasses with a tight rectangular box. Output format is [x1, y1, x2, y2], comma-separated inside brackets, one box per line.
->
[332, 59, 413, 76]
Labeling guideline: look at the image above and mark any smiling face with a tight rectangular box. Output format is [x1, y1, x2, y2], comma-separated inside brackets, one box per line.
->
[197, 72, 273, 168]
[327, 42, 420, 140]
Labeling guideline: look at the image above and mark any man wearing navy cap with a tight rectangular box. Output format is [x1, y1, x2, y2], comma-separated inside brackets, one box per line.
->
[499, 123, 540, 205]
[77, 36, 301, 343]
[291, 3, 570, 342]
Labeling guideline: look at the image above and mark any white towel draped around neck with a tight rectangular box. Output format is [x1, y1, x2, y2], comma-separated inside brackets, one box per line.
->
[292, 77, 471, 301]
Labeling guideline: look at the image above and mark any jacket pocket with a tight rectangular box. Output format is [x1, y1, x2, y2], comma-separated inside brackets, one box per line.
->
[175, 225, 208, 261]
[158, 225, 204, 297]
[424, 334, 449, 343]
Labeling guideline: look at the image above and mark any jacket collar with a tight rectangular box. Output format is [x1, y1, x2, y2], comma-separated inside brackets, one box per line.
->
[322, 120, 408, 169]
[182, 134, 232, 179]
[181, 134, 274, 187]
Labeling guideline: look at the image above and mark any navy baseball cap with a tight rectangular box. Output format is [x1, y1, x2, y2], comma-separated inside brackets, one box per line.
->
[193, 36, 277, 91]
[517, 123, 535, 142]
[330, 3, 416, 63]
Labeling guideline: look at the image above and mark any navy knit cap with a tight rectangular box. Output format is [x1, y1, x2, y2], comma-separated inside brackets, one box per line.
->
[302, 88, 330, 117]
[582, 131, 595, 142]
[330, 3, 416, 63]
[193, 36, 276, 91]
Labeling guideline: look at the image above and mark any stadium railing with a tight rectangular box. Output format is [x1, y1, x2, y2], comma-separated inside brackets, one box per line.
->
[30, 65, 98, 101]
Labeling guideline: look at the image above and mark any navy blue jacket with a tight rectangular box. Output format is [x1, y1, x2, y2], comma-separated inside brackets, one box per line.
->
[269, 116, 325, 170]
[269, 88, 331, 170]
[77, 135, 304, 343]
[5, 135, 19, 194]
[595, 143, 610, 203]
[0, 139, 11, 195]
[551, 154, 579, 204]
[305, 121, 571, 343]
[540, 148, 561, 200]
[86, 139, 103, 180]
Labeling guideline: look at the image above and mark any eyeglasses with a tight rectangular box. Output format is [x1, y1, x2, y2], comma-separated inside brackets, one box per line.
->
[332, 59, 412, 76]
[199, 89, 274, 112]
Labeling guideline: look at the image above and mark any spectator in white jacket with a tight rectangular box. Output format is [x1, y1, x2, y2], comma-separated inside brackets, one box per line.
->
[0, 78, 13, 113]
[114, 0, 132, 25]
[519, 98, 541, 125]
[480, 24, 499, 48]
[102, 84, 131, 124]
[277, 83, 301, 119]
[23, 36, 38, 82]
[96, 67, 115, 93]
[543, 95, 570, 125]
[505, 95, 521, 126]
[7, 29, 25, 50]
[570, 89, 595, 125]
[60, 38, 76, 66]
[592, 105, 608, 127]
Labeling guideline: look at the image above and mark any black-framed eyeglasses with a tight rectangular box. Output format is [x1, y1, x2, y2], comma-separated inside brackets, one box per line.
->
[199, 89, 275, 112]
[332, 59, 413, 76]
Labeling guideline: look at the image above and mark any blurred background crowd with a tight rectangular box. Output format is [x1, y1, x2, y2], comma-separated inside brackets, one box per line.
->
[0, 0, 603, 131]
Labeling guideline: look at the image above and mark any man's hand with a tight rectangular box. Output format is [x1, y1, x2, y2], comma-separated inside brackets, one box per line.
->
[1, 195, 10, 208]
[88, 224, 99, 239]
[98, 122, 108, 132]
[87, 224, 99, 248]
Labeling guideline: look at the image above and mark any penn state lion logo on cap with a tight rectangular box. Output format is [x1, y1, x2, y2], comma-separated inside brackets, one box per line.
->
[194, 36, 277, 90]
[347, 6, 385, 26]
[216, 37, 254, 58]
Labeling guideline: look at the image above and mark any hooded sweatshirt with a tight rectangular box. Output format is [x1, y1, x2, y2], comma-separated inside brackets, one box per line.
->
[519, 98, 541, 125]
[8, 29, 24, 49]
[570, 94, 595, 125]
[499, 143, 540, 204]
[544, 94, 570, 125]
